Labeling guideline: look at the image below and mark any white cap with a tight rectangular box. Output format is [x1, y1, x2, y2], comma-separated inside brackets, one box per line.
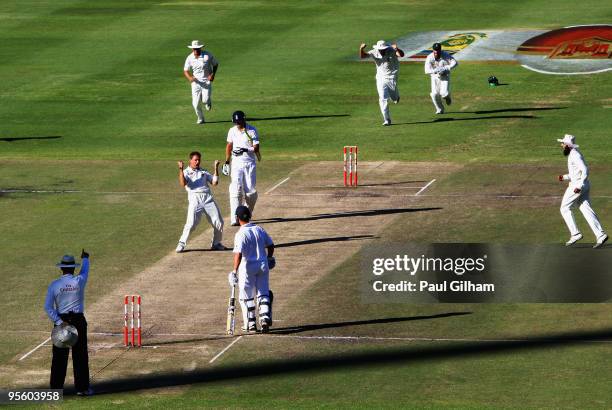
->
[188, 40, 204, 49]
[557, 134, 579, 148]
[374, 40, 390, 50]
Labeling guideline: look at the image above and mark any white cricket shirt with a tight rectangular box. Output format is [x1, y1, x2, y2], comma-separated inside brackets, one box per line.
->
[227, 124, 259, 164]
[233, 223, 274, 264]
[184, 51, 218, 82]
[367, 49, 400, 79]
[183, 167, 213, 195]
[424, 51, 458, 79]
[564, 148, 589, 190]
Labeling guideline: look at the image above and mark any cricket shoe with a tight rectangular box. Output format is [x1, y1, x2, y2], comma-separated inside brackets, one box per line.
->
[382, 120, 391, 126]
[245, 321, 258, 333]
[210, 243, 228, 251]
[393, 97, 400, 104]
[435, 108, 444, 114]
[76, 388, 94, 397]
[259, 317, 271, 333]
[205, 103, 212, 111]
[175, 241, 186, 253]
[444, 96, 452, 105]
[196, 119, 205, 125]
[593, 234, 608, 249]
[565, 233, 582, 246]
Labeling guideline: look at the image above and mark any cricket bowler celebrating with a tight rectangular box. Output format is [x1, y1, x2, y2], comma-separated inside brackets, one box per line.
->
[228, 206, 275, 332]
[424, 42, 458, 114]
[359, 40, 405, 126]
[176, 151, 226, 252]
[223, 110, 260, 226]
[557, 134, 608, 248]
[183, 40, 219, 124]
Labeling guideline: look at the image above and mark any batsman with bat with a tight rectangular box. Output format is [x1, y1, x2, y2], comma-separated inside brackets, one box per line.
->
[227, 206, 275, 333]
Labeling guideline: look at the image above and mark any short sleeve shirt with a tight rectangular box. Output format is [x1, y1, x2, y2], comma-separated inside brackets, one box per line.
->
[227, 124, 259, 164]
[184, 51, 218, 81]
[183, 167, 213, 194]
[233, 223, 274, 264]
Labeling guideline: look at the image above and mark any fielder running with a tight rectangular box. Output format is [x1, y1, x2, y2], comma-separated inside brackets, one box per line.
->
[183, 40, 219, 124]
[223, 110, 260, 226]
[228, 206, 275, 332]
[424, 42, 458, 114]
[360, 40, 405, 126]
[176, 151, 226, 252]
[557, 134, 608, 248]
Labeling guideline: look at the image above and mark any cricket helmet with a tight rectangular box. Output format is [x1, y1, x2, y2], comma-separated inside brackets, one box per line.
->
[232, 110, 246, 124]
[236, 205, 251, 222]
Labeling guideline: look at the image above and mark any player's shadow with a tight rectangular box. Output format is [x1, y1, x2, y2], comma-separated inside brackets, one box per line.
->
[463, 106, 568, 115]
[255, 207, 442, 224]
[269, 312, 472, 334]
[74, 327, 612, 396]
[275, 234, 376, 248]
[202, 114, 350, 124]
[358, 180, 428, 187]
[394, 115, 535, 125]
[0, 135, 62, 142]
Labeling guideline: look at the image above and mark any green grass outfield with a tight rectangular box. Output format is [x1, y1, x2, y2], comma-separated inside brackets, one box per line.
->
[1, 0, 611, 408]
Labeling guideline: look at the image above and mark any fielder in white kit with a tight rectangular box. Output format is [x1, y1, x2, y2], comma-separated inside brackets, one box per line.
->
[223, 110, 260, 226]
[183, 40, 219, 124]
[228, 206, 275, 332]
[424, 43, 458, 114]
[176, 151, 226, 252]
[557, 134, 608, 248]
[359, 40, 405, 126]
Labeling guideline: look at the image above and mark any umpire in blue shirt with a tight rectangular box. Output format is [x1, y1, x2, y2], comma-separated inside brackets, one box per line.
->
[44, 249, 92, 395]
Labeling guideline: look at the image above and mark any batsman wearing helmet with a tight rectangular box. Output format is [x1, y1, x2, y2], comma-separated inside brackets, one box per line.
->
[228, 206, 275, 332]
[223, 111, 260, 225]
[424, 42, 458, 114]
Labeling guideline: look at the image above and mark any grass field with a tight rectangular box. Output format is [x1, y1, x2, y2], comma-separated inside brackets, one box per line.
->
[1, 0, 611, 408]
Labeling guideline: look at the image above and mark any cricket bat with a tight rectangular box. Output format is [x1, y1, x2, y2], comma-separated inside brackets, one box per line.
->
[226, 283, 236, 335]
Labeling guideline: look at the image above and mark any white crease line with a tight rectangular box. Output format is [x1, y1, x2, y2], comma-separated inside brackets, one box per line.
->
[415, 179, 436, 196]
[272, 335, 612, 343]
[209, 336, 242, 364]
[265, 177, 290, 194]
[18, 337, 51, 361]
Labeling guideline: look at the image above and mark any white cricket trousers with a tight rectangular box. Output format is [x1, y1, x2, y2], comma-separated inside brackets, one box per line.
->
[238, 261, 271, 327]
[191, 79, 212, 122]
[430, 74, 450, 112]
[179, 192, 223, 246]
[376, 76, 399, 123]
[560, 182, 606, 239]
[229, 160, 258, 223]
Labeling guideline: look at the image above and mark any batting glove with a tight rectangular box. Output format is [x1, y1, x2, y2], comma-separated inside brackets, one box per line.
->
[228, 271, 238, 286]
[267, 256, 276, 270]
[222, 163, 230, 176]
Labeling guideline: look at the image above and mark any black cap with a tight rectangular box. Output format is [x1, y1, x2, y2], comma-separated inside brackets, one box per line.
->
[236, 205, 251, 222]
[432, 43, 442, 51]
[232, 110, 246, 124]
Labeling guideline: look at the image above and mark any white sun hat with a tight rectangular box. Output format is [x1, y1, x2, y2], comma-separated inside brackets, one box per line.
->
[374, 40, 391, 50]
[557, 134, 579, 148]
[188, 40, 204, 49]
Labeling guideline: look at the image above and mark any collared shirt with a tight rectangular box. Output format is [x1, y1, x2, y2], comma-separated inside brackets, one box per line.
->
[44, 258, 89, 325]
[367, 49, 400, 79]
[183, 167, 213, 195]
[184, 51, 218, 82]
[227, 124, 259, 164]
[424, 51, 458, 79]
[564, 148, 589, 190]
[233, 223, 274, 264]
